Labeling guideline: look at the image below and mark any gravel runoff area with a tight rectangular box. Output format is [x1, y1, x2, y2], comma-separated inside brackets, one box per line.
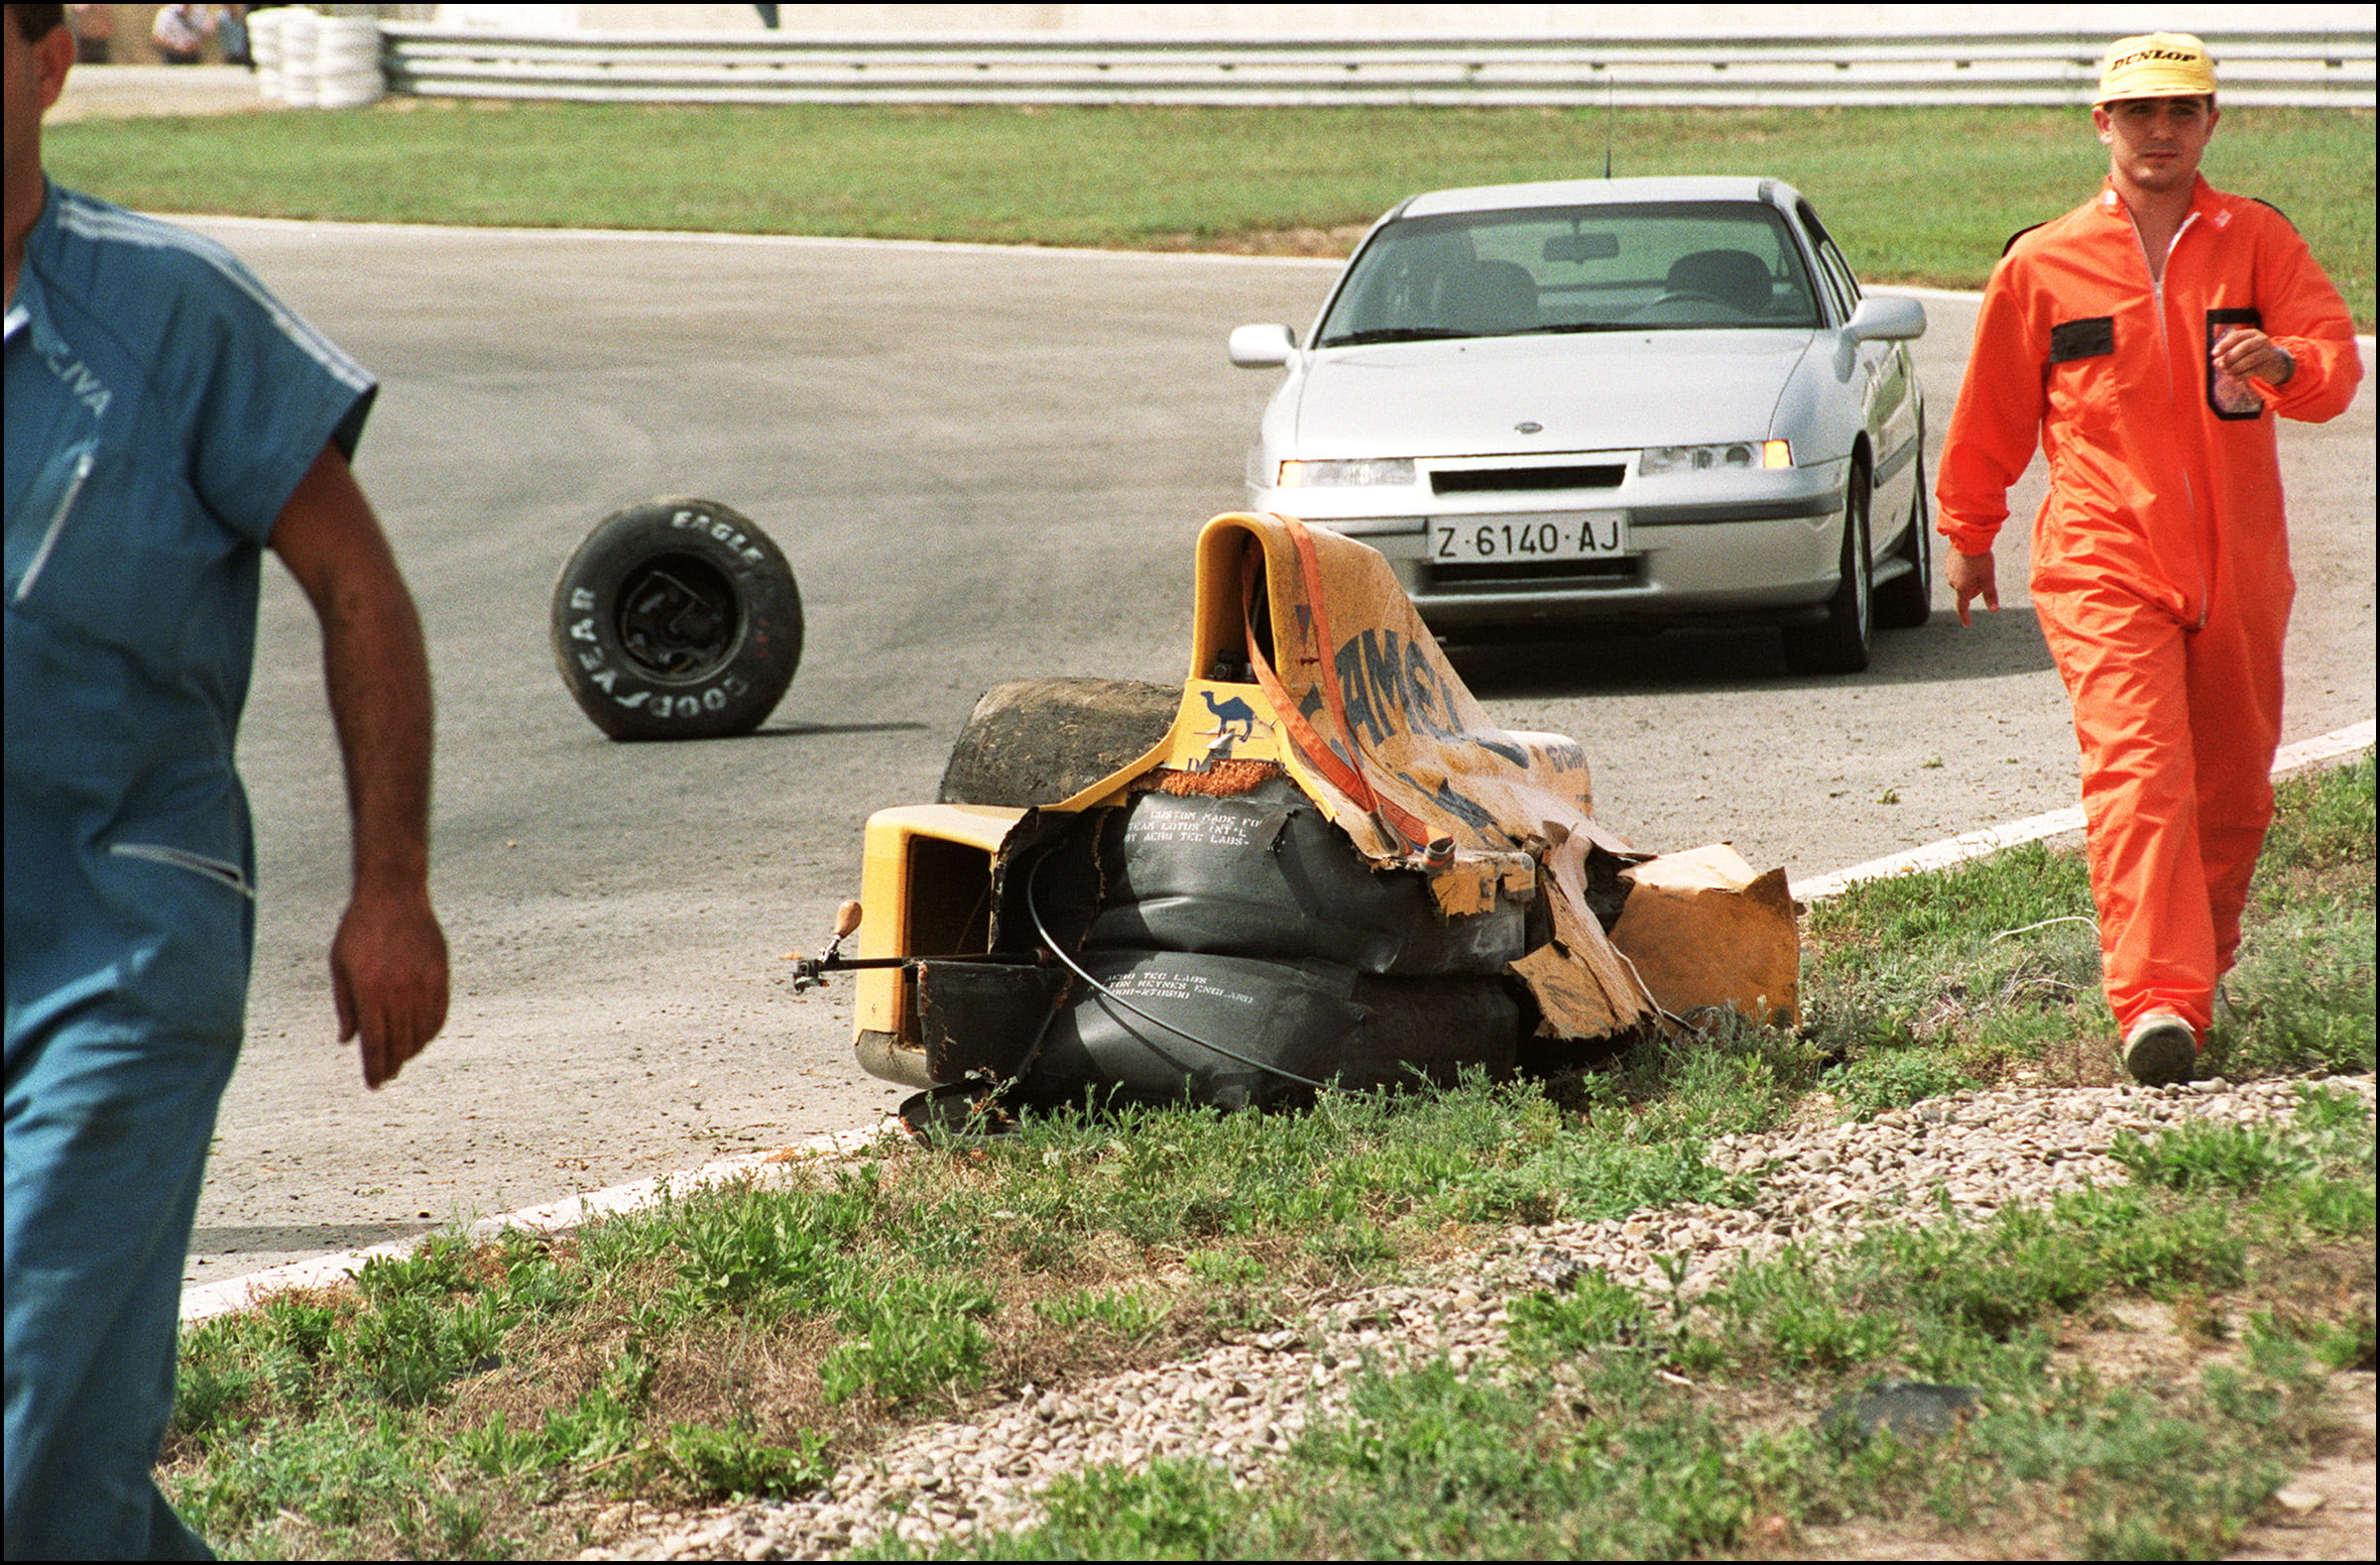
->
[577, 1072, 2375, 1562]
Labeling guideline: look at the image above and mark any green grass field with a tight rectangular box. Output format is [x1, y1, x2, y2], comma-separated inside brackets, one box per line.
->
[44, 102, 2375, 323]
[161, 758, 2375, 1559]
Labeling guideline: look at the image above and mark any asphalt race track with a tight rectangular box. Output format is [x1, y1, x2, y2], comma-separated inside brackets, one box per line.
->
[179, 218, 2374, 1288]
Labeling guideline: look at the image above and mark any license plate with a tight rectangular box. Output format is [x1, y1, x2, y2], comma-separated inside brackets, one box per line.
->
[1430, 512, 1628, 564]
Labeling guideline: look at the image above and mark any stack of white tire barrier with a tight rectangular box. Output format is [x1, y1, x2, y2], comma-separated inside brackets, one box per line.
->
[317, 16, 384, 108]
[248, 6, 282, 96]
[250, 10, 381, 109]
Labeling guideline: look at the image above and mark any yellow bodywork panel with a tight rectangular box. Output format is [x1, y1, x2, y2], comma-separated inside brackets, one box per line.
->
[1161, 514, 1657, 1039]
[854, 804, 1021, 1062]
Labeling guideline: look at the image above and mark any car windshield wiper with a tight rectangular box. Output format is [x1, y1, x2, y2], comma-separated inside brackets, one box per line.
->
[1511, 322, 1639, 335]
[1318, 327, 1474, 347]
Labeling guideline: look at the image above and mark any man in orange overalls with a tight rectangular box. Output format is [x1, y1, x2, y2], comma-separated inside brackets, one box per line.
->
[1935, 33, 2362, 1085]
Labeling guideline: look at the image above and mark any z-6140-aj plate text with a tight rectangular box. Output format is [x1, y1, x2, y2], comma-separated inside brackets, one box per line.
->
[1430, 512, 1627, 563]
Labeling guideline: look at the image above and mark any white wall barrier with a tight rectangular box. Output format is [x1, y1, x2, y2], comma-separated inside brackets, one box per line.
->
[372, 26, 2370, 109]
[248, 21, 2372, 111]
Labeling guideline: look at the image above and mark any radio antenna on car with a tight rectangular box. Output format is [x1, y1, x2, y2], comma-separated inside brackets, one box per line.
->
[1603, 70, 1615, 179]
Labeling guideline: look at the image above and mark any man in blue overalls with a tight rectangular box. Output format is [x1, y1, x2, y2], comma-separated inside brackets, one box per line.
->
[5, 5, 450, 1554]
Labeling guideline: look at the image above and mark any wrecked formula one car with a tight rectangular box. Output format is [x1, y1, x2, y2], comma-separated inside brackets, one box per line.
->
[795, 514, 1799, 1124]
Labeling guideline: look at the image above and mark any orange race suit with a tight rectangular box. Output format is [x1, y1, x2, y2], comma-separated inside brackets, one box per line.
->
[1937, 173, 2362, 1039]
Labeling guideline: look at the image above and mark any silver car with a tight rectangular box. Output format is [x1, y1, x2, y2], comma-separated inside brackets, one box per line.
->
[1229, 176, 1929, 673]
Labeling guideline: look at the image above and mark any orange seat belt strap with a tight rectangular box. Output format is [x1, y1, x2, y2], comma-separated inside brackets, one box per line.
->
[1240, 523, 1433, 854]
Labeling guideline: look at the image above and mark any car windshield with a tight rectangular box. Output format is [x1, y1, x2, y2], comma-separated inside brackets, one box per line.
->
[1315, 199, 1823, 346]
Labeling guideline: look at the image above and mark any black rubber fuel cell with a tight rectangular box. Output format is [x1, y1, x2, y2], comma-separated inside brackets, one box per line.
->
[1085, 780, 1526, 977]
[1018, 950, 1526, 1111]
[1330, 974, 1522, 1091]
[1022, 949, 1365, 1112]
[916, 959, 1072, 1085]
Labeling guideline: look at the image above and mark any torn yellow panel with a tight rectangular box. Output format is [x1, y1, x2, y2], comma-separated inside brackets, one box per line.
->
[1426, 850, 1539, 917]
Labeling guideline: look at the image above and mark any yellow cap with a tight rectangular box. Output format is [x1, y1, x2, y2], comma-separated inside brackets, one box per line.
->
[2095, 33, 2217, 104]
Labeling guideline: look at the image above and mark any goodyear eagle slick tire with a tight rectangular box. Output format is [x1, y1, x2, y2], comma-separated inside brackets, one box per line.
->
[551, 497, 802, 741]
[937, 676, 1180, 806]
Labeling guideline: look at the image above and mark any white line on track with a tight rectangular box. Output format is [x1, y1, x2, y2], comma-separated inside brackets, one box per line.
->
[1788, 719, 2375, 902]
[180, 717, 2374, 1324]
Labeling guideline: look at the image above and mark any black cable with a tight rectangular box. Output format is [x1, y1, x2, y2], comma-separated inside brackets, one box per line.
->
[1022, 848, 1343, 1094]
[1015, 838, 1699, 1100]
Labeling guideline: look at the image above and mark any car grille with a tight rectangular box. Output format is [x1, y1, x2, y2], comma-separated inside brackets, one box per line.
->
[1428, 557, 1641, 588]
[1430, 464, 1627, 496]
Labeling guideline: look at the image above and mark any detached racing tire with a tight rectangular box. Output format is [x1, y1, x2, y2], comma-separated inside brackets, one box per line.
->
[938, 676, 1180, 806]
[551, 497, 802, 741]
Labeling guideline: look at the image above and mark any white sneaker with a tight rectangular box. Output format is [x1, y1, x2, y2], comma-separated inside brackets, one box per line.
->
[2121, 1011, 2198, 1086]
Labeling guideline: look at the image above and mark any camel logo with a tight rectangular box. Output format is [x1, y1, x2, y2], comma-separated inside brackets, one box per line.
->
[1195, 687, 1268, 758]
[1201, 689, 1256, 740]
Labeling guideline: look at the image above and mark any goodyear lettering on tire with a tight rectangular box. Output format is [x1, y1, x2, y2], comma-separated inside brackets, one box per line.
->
[549, 497, 802, 741]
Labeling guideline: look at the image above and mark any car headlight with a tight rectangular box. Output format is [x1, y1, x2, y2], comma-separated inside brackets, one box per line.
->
[1639, 440, 1791, 475]
[1277, 457, 1416, 488]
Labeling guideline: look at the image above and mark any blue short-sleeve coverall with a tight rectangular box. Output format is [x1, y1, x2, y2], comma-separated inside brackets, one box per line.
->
[5, 183, 376, 1558]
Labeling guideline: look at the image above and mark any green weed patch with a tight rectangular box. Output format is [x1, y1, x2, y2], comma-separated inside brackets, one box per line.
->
[1804, 756, 2375, 1092]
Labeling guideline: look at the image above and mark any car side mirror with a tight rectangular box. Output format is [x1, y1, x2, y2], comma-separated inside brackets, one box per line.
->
[1845, 297, 1926, 343]
[1228, 323, 1298, 368]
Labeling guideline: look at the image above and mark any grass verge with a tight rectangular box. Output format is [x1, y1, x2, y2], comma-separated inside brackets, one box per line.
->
[45, 102, 2374, 323]
[1801, 754, 2377, 1102]
[164, 756, 2374, 1558]
[883, 1087, 2372, 1560]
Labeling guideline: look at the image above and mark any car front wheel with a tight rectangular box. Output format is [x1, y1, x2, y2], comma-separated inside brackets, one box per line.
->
[1872, 450, 1933, 631]
[1781, 464, 1872, 675]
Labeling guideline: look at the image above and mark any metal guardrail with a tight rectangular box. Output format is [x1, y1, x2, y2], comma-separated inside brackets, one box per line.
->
[376, 27, 2375, 109]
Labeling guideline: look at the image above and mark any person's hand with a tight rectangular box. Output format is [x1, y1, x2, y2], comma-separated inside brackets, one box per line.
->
[330, 884, 449, 1089]
[1948, 548, 1998, 628]
[2212, 325, 2293, 385]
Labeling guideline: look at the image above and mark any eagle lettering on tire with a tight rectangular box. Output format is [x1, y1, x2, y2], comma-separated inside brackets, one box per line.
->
[550, 497, 803, 741]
